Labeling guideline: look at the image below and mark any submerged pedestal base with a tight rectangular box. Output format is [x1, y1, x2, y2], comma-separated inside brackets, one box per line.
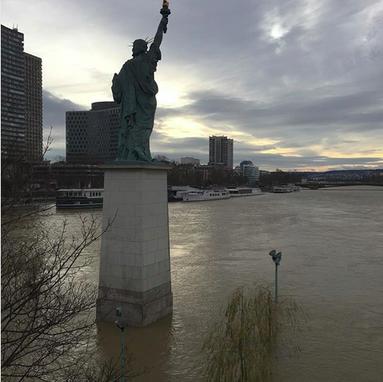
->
[96, 164, 172, 327]
[97, 283, 172, 327]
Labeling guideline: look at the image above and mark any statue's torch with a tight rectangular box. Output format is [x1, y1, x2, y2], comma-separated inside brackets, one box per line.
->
[160, 0, 171, 33]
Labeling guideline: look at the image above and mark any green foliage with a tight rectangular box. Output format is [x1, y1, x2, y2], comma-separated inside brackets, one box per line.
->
[203, 286, 301, 382]
[167, 164, 247, 187]
[259, 171, 302, 188]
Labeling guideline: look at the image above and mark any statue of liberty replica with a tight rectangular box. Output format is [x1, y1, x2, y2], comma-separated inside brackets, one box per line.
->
[112, 1, 171, 162]
[97, 1, 173, 327]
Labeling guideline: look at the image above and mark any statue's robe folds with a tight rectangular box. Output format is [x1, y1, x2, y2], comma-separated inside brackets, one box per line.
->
[112, 44, 161, 161]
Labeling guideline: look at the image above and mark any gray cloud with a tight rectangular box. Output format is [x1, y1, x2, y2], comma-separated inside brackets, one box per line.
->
[43, 90, 85, 158]
[158, 87, 383, 143]
[44, 89, 85, 127]
[150, 128, 383, 170]
[7, 0, 381, 168]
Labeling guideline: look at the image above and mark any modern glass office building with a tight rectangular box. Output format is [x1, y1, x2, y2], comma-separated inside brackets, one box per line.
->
[66, 102, 119, 164]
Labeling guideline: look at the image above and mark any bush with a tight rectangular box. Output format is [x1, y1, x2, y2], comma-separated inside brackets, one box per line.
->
[203, 286, 302, 382]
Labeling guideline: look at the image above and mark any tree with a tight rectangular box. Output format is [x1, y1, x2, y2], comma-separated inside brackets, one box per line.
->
[1, 127, 53, 206]
[1, 131, 135, 381]
[203, 286, 302, 382]
[1, 210, 112, 381]
[259, 170, 302, 189]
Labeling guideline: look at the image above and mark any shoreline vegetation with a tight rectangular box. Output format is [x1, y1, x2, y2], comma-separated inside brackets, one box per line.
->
[3, 184, 383, 208]
[202, 286, 303, 382]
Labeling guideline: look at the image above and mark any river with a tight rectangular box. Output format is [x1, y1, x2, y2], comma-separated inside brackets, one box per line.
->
[51, 186, 383, 381]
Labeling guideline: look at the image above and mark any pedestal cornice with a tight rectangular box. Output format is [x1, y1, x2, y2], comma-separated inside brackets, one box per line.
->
[101, 161, 171, 171]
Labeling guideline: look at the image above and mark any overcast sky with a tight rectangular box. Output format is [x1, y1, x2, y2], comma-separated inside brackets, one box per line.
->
[3, 0, 383, 170]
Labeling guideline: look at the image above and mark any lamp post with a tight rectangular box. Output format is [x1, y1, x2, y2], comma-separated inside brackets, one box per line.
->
[115, 307, 127, 382]
[269, 250, 282, 303]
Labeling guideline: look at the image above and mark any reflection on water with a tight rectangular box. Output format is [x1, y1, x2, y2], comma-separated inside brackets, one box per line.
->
[49, 186, 383, 381]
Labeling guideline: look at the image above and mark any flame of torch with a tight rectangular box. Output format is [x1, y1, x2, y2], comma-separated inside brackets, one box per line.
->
[160, 0, 171, 33]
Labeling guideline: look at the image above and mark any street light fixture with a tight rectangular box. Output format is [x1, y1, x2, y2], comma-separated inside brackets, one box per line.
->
[269, 250, 282, 303]
[115, 307, 127, 382]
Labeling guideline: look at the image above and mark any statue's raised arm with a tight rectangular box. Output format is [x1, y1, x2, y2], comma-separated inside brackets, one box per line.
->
[151, 1, 171, 51]
[151, 17, 168, 50]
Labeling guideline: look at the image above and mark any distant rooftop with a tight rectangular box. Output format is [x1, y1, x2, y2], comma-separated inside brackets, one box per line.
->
[91, 101, 118, 111]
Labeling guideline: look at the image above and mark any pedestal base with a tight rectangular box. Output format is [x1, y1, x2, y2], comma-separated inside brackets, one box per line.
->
[97, 283, 172, 327]
[96, 164, 172, 327]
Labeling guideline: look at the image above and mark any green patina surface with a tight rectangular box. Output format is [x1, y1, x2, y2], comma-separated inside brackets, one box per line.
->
[112, 9, 170, 162]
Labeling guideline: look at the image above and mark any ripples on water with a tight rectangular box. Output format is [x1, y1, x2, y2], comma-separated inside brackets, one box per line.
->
[49, 186, 383, 382]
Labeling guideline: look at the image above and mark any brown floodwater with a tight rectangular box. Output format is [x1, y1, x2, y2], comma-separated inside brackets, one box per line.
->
[50, 186, 383, 381]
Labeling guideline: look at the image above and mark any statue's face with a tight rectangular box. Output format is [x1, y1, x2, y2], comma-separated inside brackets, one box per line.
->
[132, 39, 148, 57]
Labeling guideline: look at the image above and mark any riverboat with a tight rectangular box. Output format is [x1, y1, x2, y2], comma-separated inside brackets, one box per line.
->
[182, 189, 230, 202]
[226, 187, 263, 197]
[272, 184, 300, 193]
[168, 186, 200, 202]
[56, 188, 103, 209]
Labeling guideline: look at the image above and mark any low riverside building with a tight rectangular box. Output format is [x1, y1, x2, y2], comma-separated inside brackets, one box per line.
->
[31, 162, 104, 194]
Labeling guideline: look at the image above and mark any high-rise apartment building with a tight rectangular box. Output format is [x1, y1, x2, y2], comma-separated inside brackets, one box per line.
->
[1, 25, 42, 161]
[208, 136, 233, 169]
[66, 102, 119, 164]
[25, 53, 43, 161]
[1, 25, 26, 159]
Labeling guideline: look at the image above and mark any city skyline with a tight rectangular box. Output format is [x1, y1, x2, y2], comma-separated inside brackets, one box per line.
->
[2, 0, 383, 170]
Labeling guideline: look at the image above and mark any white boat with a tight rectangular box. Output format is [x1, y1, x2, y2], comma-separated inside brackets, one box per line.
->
[56, 188, 103, 209]
[182, 189, 230, 202]
[168, 186, 200, 202]
[226, 187, 263, 197]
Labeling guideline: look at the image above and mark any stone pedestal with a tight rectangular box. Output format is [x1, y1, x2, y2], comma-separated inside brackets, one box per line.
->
[96, 164, 172, 327]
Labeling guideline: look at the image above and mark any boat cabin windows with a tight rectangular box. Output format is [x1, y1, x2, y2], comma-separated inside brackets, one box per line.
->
[57, 189, 103, 198]
[209, 192, 225, 197]
[88, 191, 102, 197]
